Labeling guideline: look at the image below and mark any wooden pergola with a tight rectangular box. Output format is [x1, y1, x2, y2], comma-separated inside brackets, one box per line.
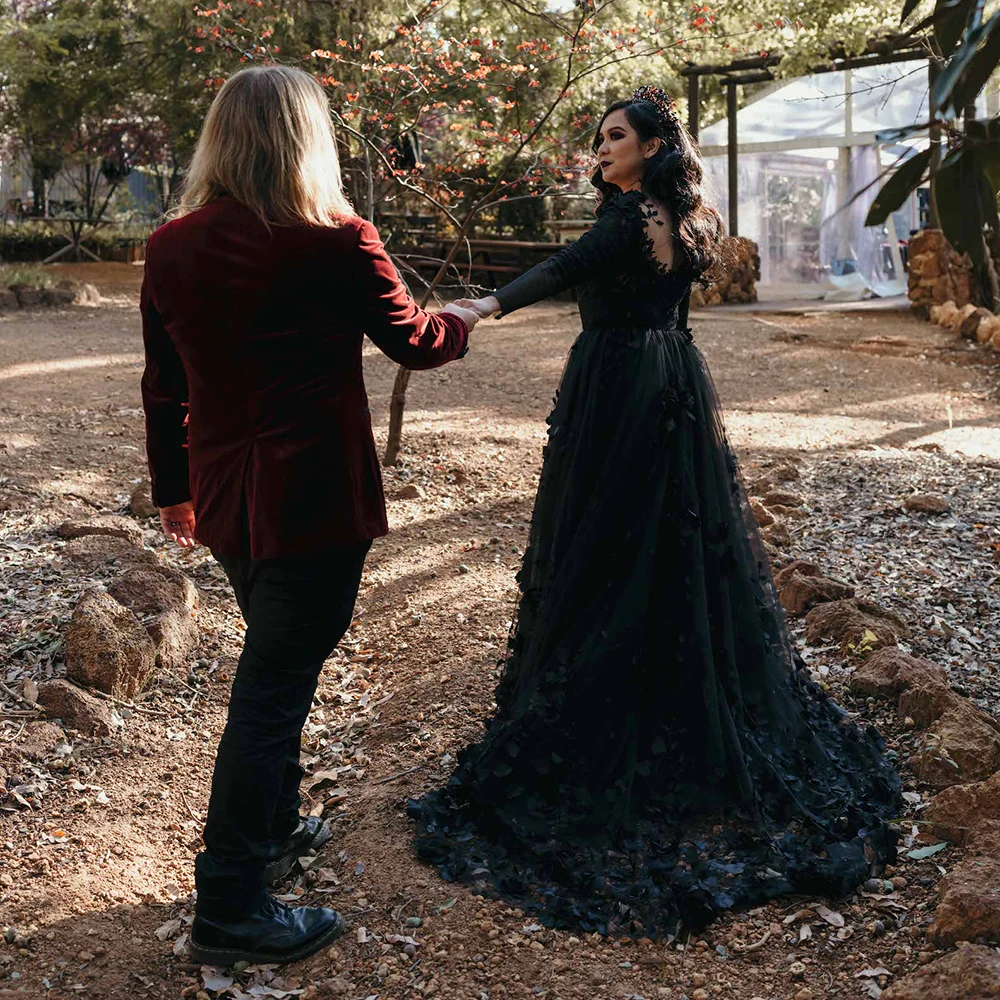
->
[680, 34, 937, 236]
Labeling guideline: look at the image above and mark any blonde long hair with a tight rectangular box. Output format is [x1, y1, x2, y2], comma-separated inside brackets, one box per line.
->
[175, 65, 353, 226]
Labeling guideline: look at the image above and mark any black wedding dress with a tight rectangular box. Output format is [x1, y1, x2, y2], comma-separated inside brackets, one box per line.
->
[409, 190, 901, 936]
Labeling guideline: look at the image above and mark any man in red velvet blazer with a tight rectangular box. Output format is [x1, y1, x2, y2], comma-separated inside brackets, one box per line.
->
[142, 195, 469, 558]
[141, 173, 475, 962]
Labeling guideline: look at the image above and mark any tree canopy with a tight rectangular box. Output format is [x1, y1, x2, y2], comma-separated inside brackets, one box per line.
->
[0, 0, 907, 222]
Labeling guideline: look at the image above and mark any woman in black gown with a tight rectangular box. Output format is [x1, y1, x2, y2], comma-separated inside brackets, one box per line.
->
[409, 86, 901, 936]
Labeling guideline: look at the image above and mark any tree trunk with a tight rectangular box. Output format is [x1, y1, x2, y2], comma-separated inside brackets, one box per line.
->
[83, 162, 94, 222]
[382, 235, 471, 466]
[31, 169, 46, 215]
[383, 367, 413, 467]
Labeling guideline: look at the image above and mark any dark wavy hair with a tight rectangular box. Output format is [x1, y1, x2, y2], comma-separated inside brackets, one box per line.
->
[590, 92, 724, 277]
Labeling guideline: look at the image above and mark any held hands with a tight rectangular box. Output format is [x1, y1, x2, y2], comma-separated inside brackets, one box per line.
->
[159, 500, 198, 548]
[440, 301, 481, 333]
[454, 295, 501, 319]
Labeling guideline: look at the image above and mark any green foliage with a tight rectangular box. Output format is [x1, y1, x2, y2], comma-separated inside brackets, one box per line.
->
[865, 148, 932, 225]
[0, 261, 53, 288]
[863, 0, 1000, 308]
[0, 0, 928, 245]
[0, 220, 149, 262]
[0, 2, 138, 204]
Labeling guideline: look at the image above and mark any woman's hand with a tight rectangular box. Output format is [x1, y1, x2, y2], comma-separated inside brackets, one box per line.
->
[454, 295, 501, 318]
[159, 500, 198, 548]
[441, 302, 481, 332]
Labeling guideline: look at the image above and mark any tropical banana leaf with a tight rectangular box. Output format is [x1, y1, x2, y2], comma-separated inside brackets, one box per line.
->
[950, 12, 1000, 112]
[968, 0, 986, 33]
[932, 8, 1000, 115]
[934, 0, 977, 55]
[865, 149, 932, 226]
[979, 148, 1000, 193]
[975, 152, 1000, 232]
[932, 146, 992, 272]
[966, 118, 1000, 141]
[874, 122, 932, 144]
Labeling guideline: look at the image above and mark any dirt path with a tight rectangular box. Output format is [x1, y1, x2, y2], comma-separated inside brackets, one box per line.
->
[2, 264, 1000, 999]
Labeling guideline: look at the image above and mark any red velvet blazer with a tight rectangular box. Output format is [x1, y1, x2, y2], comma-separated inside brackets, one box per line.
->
[140, 196, 468, 559]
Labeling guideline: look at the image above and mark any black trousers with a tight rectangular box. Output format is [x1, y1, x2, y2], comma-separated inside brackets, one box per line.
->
[194, 539, 371, 917]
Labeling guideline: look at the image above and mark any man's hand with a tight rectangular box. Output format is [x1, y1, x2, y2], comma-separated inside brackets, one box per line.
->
[440, 301, 481, 332]
[454, 295, 501, 318]
[159, 500, 198, 548]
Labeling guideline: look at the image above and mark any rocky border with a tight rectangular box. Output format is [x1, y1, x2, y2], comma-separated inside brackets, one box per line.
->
[0, 279, 100, 312]
[31, 514, 201, 731]
[746, 467, 1000, 991]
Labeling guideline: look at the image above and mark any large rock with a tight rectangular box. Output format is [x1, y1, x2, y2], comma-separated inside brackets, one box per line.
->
[41, 285, 76, 307]
[0, 287, 19, 312]
[65, 279, 100, 306]
[108, 566, 199, 670]
[747, 474, 776, 496]
[778, 566, 855, 616]
[129, 481, 158, 519]
[9, 283, 42, 308]
[108, 565, 198, 615]
[903, 493, 951, 514]
[773, 560, 820, 587]
[61, 535, 158, 571]
[36, 680, 123, 738]
[766, 504, 809, 521]
[760, 521, 792, 548]
[771, 464, 800, 482]
[147, 607, 198, 671]
[897, 680, 958, 728]
[930, 822, 1000, 945]
[851, 649, 1000, 789]
[391, 483, 424, 501]
[14, 721, 66, 759]
[850, 647, 948, 699]
[762, 489, 805, 508]
[57, 515, 144, 549]
[64, 590, 157, 700]
[805, 597, 907, 653]
[959, 306, 993, 340]
[926, 770, 1000, 843]
[882, 943, 1000, 998]
[749, 500, 774, 527]
[910, 701, 1000, 788]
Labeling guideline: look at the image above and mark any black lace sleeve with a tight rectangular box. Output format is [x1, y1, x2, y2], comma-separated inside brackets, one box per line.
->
[493, 192, 643, 316]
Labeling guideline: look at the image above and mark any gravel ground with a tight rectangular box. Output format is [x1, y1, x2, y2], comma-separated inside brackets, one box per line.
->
[1, 264, 999, 999]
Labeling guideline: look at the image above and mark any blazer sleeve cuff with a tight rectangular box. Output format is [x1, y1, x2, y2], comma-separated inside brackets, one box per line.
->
[440, 311, 470, 358]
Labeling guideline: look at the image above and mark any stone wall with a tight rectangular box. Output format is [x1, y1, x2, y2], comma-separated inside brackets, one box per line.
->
[907, 229, 975, 318]
[690, 237, 760, 308]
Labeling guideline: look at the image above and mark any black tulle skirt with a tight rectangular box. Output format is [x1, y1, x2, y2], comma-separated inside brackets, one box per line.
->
[409, 323, 901, 936]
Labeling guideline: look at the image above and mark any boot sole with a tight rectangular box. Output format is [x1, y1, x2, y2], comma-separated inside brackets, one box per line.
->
[189, 911, 345, 967]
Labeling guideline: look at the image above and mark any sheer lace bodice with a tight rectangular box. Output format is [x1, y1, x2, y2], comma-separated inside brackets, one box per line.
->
[494, 190, 692, 331]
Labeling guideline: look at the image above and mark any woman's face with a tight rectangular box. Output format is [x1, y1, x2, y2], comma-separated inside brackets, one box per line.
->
[595, 108, 660, 192]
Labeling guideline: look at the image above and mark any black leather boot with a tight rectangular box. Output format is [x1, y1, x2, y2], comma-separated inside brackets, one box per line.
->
[190, 896, 345, 966]
[264, 816, 332, 885]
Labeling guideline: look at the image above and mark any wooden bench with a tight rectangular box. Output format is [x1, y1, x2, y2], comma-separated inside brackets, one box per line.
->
[401, 236, 571, 294]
